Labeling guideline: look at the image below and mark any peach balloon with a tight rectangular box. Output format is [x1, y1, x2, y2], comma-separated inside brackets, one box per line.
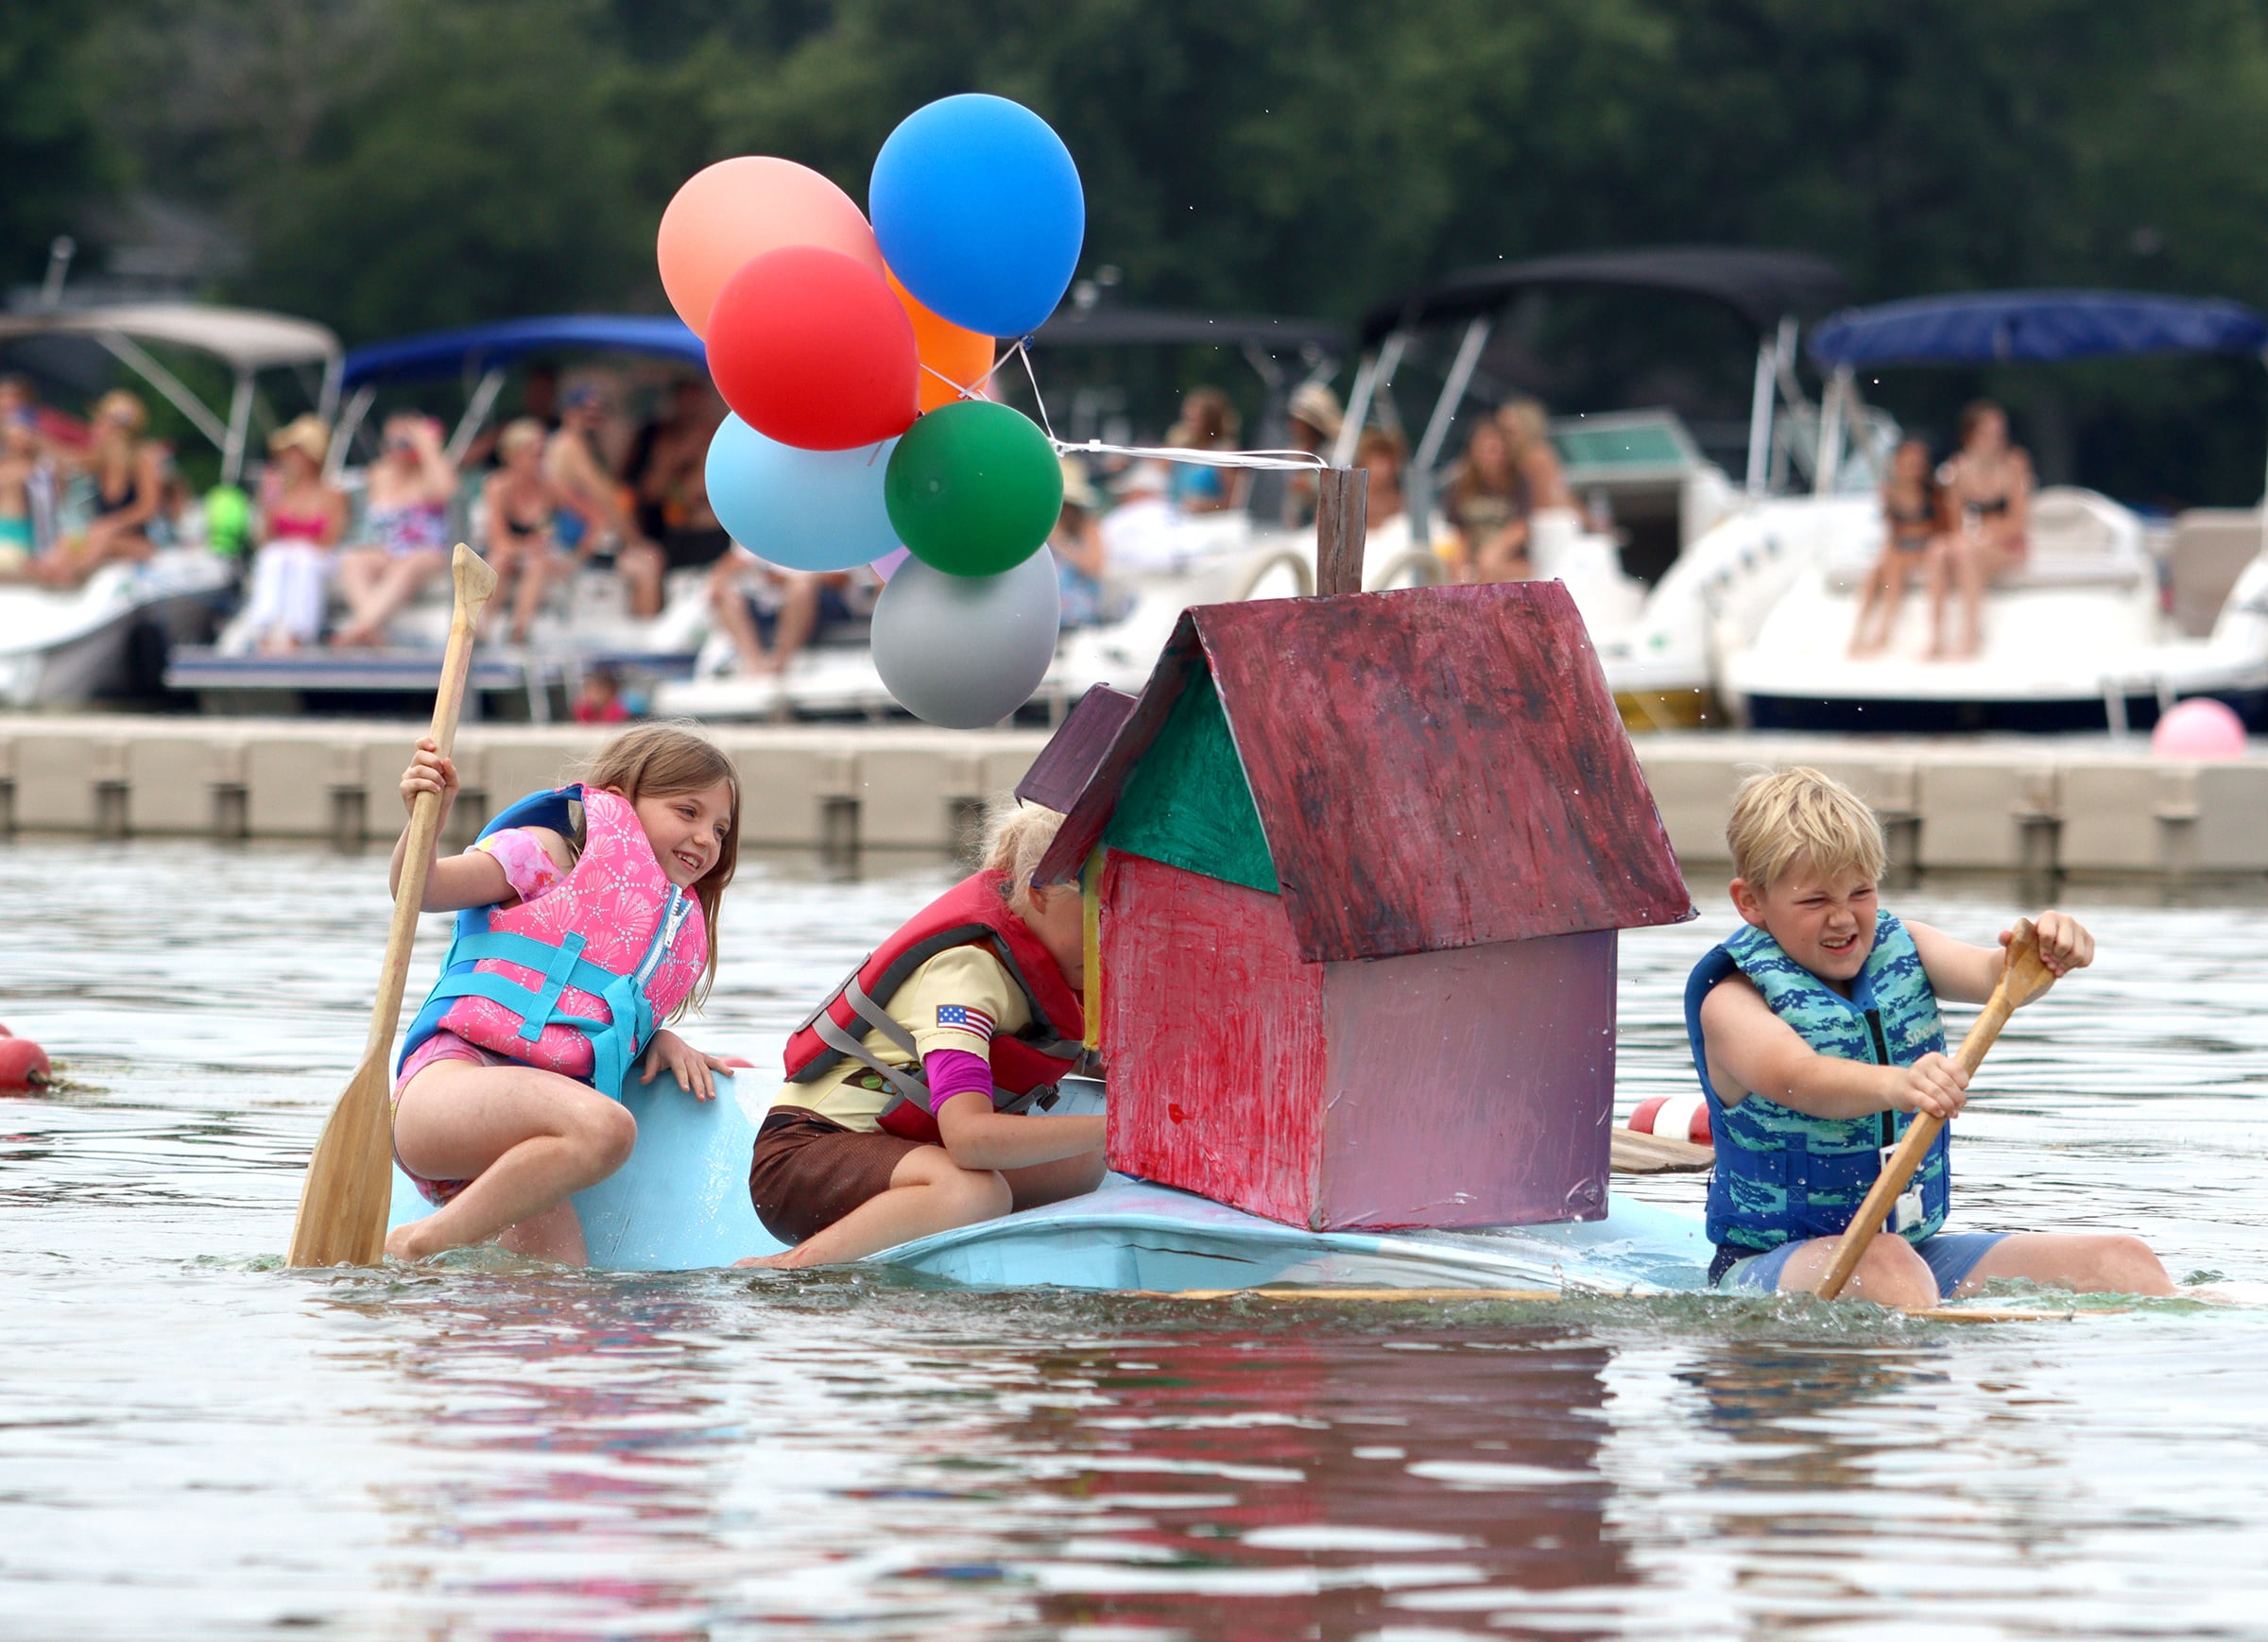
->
[658, 157, 885, 339]
[888, 269, 996, 412]
[2150, 697, 2249, 760]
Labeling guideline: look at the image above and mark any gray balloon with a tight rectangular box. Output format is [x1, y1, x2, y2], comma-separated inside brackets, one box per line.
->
[871, 550, 1063, 727]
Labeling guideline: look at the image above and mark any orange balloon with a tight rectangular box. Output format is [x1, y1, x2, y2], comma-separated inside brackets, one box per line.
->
[659, 157, 885, 339]
[888, 269, 996, 412]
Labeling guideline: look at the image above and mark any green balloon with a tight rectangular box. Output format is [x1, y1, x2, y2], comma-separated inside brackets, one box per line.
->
[884, 401, 1062, 577]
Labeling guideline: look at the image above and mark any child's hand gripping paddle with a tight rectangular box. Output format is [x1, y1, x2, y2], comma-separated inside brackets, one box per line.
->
[287, 545, 497, 1268]
[1814, 917, 2059, 1300]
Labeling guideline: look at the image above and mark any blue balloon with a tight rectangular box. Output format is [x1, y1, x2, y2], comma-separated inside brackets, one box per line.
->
[870, 94, 1085, 338]
[704, 414, 902, 573]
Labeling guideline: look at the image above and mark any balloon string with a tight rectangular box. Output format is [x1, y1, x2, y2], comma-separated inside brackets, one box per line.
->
[918, 338, 1330, 472]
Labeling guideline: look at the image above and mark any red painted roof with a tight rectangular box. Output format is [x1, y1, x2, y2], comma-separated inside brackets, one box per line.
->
[1035, 581, 1692, 962]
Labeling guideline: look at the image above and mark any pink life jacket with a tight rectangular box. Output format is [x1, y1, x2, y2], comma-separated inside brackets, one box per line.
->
[398, 785, 708, 1097]
[782, 870, 1086, 1143]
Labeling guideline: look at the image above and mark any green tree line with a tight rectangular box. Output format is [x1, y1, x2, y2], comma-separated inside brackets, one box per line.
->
[13, 0, 2268, 501]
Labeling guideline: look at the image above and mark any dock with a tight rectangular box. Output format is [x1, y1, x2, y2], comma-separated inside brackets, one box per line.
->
[0, 715, 2261, 878]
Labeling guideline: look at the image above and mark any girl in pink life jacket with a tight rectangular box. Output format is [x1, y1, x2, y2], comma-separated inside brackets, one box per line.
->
[741, 799, 1106, 1269]
[386, 723, 740, 1264]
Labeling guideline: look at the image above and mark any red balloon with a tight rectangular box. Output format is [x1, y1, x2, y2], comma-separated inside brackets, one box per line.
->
[706, 246, 920, 452]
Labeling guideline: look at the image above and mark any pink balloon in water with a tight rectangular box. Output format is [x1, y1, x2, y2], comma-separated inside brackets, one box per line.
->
[2150, 698, 2249, 760]
[871, 547, 911, 581]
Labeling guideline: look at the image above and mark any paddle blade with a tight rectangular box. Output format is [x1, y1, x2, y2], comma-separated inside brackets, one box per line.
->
[286, 1051, 396, 1267]
[2002, 917, 2057, 1008]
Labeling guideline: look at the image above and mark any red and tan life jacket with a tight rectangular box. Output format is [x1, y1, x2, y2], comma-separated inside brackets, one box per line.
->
[782, 869, 1086, 1143]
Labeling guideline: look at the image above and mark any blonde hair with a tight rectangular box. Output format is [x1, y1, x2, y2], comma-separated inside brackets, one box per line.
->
[980, 795, 1067, 913]
[1726, 765, 1885, 891]
[498, 417, 546, 460]
[578, 723, 740, 1007]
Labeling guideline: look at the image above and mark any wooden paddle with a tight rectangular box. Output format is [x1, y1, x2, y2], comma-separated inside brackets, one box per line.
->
[1813, 917, 2058, 1299]
[287, 544, 497, 1267]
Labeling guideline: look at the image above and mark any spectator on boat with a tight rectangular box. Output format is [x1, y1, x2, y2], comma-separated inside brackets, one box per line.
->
[1849, 437, 1950, 659]
[547, 384, 665, 620]
[1280, 382, 1343, 527]
[27, 390, 163, 588]
[1164, 387, 1244, 515]
[477, 418, 572, 644]
[331, 413, 456, 648]
[707, 544, 870, 677]
[1050, 458, 1119, 628]
[1099, 459, 1183, 573]
[1355, 428, 1408, 528]
[237, 416, 348, 654]
[1938, 400, 2033, 659]
[572, 663, 633, 725]
[1496, 398, 1579, 515]
[0, 405, 43, 578]
[627, 378, 731, 573]
[1445, 418, 1532, 584]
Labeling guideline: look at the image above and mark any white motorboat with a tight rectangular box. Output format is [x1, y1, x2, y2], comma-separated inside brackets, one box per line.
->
[0, 301, 341, 706]
[1718, 291, 2268, 733]
[167, 316, 715, 717]
[1340, 248, 1859, 727]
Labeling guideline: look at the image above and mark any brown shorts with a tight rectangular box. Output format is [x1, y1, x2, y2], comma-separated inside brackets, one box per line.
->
[747, 1107, 927, 1246]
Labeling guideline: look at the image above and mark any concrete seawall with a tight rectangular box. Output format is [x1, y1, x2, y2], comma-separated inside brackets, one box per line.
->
[3, 715, 2264, 878]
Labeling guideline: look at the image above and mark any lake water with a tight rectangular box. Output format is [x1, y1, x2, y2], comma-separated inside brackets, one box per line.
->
[4, 837, 2267, 1639]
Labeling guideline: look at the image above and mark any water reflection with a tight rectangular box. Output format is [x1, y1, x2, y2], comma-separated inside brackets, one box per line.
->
[5, 838, 2268, 1638]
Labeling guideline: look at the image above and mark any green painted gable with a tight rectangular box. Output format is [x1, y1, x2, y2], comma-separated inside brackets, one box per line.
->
[1103, 668, 1279, 895]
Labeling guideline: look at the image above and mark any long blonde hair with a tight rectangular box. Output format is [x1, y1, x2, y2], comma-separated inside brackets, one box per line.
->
[580, 723, 740, 1005]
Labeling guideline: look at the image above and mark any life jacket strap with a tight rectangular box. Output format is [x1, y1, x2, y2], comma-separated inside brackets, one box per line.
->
[844, 980, 919, 1059]
[812, 1011, 934, 1111]
[519, 932, 591, 1043]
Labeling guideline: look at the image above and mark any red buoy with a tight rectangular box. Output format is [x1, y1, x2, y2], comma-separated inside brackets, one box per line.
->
[1629, 1093, 1710, 1146]
[0, 1037, 52, 1093]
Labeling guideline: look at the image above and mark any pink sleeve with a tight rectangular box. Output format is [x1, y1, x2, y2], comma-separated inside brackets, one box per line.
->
[922, 1047, 994, 1119]
[474, 828, 568, 904]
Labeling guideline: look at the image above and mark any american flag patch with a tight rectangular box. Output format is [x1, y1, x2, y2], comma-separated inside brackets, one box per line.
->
[935, 1004, 996, 1038]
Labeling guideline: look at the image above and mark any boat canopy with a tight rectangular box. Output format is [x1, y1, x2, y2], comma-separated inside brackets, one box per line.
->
[341, 314, 705, 385]
[1809, 291, 2268, 368]
[0, 302, 343, 484]
[1346, 248, 1848, 502]
[1031, 303, 1344, 355]
[336, 314, 707, 469]
[1359, 248, 1848, 347]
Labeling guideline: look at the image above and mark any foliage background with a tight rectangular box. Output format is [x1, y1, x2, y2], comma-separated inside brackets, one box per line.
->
[12, 0, 2268, 503]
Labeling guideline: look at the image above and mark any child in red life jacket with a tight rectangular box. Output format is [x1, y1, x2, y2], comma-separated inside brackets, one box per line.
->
[741, 800, 1106, 1268]
[386, 723, 740, 1264]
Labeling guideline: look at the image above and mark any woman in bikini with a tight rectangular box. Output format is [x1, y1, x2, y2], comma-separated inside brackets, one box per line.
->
[332, 413, 457, 648]
[1849, 437, 1950, 658]
[1938, 400, 2033, 659]
[29, 390, 163, 588]
[481, 418, 573, 642]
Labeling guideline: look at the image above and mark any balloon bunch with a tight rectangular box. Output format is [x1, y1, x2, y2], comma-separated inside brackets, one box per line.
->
[659, 95, 1084, 727]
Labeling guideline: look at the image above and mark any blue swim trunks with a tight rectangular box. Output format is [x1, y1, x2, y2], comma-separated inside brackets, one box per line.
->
[1713, 1231, 2010, 1298]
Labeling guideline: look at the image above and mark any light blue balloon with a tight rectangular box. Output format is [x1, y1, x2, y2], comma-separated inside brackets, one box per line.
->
[704, 414, 902, 573]
[870, 94, 1085, 338]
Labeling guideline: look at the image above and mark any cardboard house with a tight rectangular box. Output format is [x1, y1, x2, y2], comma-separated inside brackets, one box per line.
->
[1028, 581, 1692, 1233]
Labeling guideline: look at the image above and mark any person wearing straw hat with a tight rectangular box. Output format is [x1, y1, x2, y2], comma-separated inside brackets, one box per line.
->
[1281, 382, 1343, 527]
[233, 414, 347, 653]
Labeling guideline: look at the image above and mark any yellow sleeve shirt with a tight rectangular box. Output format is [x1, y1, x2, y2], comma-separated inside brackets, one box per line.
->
[770, 945, 1030, 1133]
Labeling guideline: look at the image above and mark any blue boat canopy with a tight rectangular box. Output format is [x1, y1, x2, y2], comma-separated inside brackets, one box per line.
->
[342, 315, 704, 385]
[1809, 291, 2268, 368]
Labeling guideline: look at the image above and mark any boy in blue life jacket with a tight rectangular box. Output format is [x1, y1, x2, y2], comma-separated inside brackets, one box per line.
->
[1688, 766, 2174, 1306]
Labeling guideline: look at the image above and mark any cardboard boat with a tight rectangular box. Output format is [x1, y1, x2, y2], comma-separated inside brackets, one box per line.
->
[386, 1072, 1712, 1291]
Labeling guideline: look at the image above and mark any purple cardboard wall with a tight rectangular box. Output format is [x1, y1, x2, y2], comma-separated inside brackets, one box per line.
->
[1314, 930, 1617, 1230]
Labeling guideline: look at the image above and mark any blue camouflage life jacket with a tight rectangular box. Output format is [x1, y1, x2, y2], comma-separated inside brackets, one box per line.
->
[1683, 910, 1950, 1253]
